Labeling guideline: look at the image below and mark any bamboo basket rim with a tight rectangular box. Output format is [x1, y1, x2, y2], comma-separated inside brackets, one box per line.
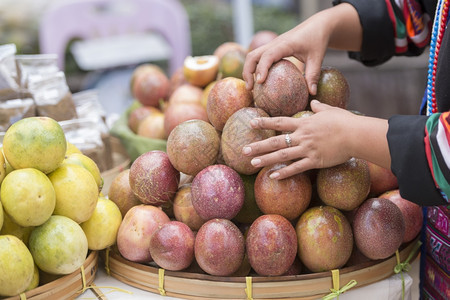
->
[104, 237, 420, 300]
[4, 251, 99, 300]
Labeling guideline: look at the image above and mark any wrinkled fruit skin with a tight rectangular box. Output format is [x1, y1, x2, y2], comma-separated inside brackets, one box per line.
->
[353, 198, 405, 260]
[255, 162, 312, 220]
[253, 59, 309, 117]
[221, 107, 276, 175]
[315, 66, 350, 109]
[296, 206, 353, 272]
[191, 164, 244, 220]
[246, 214, 298, 276]
[207, 77, 253, 131]
[129, 151, 180, 206]
[167, 119, 220, 176]
[194, 218, 245, 276]
[149, 221, 195, 271]
[317, 158, 370, 211]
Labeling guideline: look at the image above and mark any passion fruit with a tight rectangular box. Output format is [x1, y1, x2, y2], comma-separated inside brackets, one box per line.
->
[167, 119, 220, 176]
[253, 59, 308, 117]
[183, 55, 219, 88]
[315, 66, 350, 108]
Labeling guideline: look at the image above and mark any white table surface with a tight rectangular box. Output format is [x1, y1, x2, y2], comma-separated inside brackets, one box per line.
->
[77, 255, 421, 300]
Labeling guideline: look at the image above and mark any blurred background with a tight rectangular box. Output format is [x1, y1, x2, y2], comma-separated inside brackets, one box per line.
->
[0, 0, 428, 119]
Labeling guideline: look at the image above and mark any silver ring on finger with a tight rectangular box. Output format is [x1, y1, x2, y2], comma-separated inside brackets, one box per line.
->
[285, 133, 292, 148]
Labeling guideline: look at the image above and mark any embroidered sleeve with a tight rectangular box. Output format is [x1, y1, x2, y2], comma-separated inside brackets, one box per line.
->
[385, 0, 432, 54]
[424, 111, 450, 202]
[333, 0, 433, 65]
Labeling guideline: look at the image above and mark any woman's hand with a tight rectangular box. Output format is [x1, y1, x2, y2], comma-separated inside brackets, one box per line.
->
[242, 100, 390, 179]
[242, 14, 329, 95]
[242, 3, 362, 95]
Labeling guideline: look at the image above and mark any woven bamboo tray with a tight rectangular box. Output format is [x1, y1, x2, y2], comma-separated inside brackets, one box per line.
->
[104, 237, 420, 300]
[5, 251, 99, 300]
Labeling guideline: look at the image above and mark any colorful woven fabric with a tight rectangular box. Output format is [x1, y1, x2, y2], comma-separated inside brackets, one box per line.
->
[422, 211, 450, 299]
[424, 112, 450, 202]
[385, 0, 432, 53]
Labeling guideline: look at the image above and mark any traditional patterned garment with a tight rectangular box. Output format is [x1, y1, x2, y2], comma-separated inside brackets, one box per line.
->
[333, 0, 450, 298]
[424, 112, 450, 200]
[385, 0, 432, 53]
[423, 205, 450, 298]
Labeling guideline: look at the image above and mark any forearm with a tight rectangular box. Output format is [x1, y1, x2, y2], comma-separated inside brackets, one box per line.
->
[346, 115, 391, 169]
[315, 3, 363, 52]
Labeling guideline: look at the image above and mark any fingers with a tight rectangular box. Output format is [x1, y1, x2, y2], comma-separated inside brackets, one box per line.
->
[242, 45, 272, 90]
[245, 141, 316, 180]
[310, 99, 331, 112]
[249, 116, 296, 132]
[303, 56, 323, 95]
[249, 146, 297, 169]
[242, 133, 292, 157]
[267, 158, 316, 180]
[242, 49, 260, 90]
[243, 40, 292, 90]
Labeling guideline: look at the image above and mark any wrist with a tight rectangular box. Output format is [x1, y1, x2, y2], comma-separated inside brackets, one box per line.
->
[325, 3, 363, 51]
[348, 115, 390, 168]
